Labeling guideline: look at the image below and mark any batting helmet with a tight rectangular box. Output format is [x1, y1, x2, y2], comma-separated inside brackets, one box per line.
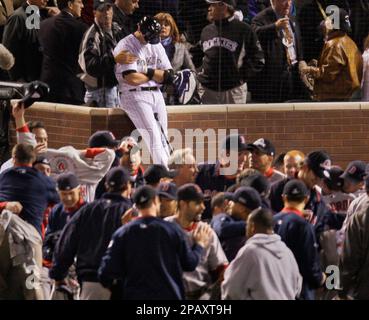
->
[138, 16, 161, 45]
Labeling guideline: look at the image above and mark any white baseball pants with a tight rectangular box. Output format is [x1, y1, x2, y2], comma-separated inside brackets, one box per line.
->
[120, 90, 169, 166]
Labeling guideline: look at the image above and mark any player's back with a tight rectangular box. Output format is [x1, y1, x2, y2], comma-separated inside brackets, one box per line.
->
[99, 216, 202, 300]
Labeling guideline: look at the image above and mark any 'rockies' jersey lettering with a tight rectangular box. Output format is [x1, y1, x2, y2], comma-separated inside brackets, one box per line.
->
[202, 37, 238, 52]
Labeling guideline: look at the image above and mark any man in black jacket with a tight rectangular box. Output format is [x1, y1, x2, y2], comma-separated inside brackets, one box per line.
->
[112, 0, 139, 37]
[198, 0, 265, 104]
[38, 0, 88, 105]
[3, 0, 50, 81]
[49, 167, 132, 300]
[251, 0, 308, 102]
[79, 0, 124, 108]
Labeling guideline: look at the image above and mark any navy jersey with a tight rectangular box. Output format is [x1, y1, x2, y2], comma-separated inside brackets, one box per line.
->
[270, 178, 345, 237]
[196, 162, 236, 220]
[273, 209, 323, 300]
[0, 166, 59, 234]
[98, 216, 204, 300]
[50, 193, 132, 282]
[211, 213, 246, 262]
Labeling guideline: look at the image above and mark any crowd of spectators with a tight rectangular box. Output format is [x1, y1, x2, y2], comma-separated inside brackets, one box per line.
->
[0, 0, 369, 104]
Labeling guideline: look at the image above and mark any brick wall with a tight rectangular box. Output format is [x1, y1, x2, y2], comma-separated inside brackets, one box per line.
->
[9, 101, 369, 168]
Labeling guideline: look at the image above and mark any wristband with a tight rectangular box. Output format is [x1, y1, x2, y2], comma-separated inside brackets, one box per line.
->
[146, 68, 155, 80]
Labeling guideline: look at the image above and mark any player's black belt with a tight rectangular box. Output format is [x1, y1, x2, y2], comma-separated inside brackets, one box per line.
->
[129, 86, 159, 92]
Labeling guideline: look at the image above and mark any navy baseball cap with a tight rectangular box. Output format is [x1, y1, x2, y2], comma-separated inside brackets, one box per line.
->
[144, 165, 178, 185]
[106, 167, 131, 188]
[230, 187, 262, 210]
[158, 182, 177, 200]
[247, 138, 276, 157]
[33, 155, 50, 167]
[133, 185, 158, 206]
[340, 160, 367, 184]
[177, 183, 204, 202]
[239, 173, 271, 198]
[305, 150, 331, 179]
[88, 131, 119, 148]
[57, 173, 79, 191]
[93, 0, 113, 11]
[283, 179, 309, 199]
[222, 134, 248, 152]
[324, 166, 344, 191]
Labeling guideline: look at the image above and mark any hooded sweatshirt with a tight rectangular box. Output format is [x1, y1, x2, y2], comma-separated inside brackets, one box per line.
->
[221, 233, 302, 300]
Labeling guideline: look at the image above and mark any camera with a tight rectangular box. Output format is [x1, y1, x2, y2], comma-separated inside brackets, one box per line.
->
[0, 80, 50, 108]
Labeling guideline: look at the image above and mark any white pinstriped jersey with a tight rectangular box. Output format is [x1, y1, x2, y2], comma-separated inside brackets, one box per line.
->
[114, 34, 172, 91]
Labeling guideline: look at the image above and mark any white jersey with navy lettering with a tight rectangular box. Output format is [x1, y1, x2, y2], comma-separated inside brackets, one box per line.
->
[114, 34, 172, 91]
[113, 34, 172, 166]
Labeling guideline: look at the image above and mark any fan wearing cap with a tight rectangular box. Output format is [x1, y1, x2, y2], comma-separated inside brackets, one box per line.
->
[144, 164, 178, 188]
[274, 179, 326, 300]
[198, 0, 264, 104]
[247, 138, 286, 184]
[158, 182, 177, 218]
[270, 150, 346, 237]
[165, 183, 228, 300]
[222, 208, 302, 300]
[78, 0, 125, 108]
[211, 186, 262, 261]
[98, 185, 212, 300]
[113, 15, 174, 166]
[299, 8, 362, 102]
[196, 134, 248, 221]
[9, 103, 116, 203]
[49, 167, 132, 300]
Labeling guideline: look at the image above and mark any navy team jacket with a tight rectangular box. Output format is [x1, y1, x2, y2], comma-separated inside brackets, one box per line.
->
[0, 166, 59, 234]
[211, 213, 246, 262]
[98, 216, 204, 300]
[49, 193, 132, 283]
[270, 177, 345, 237]
[273, 208, 323, 300]
[196, 162, 236, 220]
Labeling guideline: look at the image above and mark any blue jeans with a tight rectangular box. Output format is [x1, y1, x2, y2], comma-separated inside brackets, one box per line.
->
[84, 87, 119, 108]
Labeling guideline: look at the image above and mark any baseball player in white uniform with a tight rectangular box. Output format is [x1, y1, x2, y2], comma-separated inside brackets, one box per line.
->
[114, 16, 174, 166]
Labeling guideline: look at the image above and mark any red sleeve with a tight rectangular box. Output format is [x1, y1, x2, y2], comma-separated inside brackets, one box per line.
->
[85, 148, 106, 158]
[0, 202, 8, 212]
[16, 124, 30, 133]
